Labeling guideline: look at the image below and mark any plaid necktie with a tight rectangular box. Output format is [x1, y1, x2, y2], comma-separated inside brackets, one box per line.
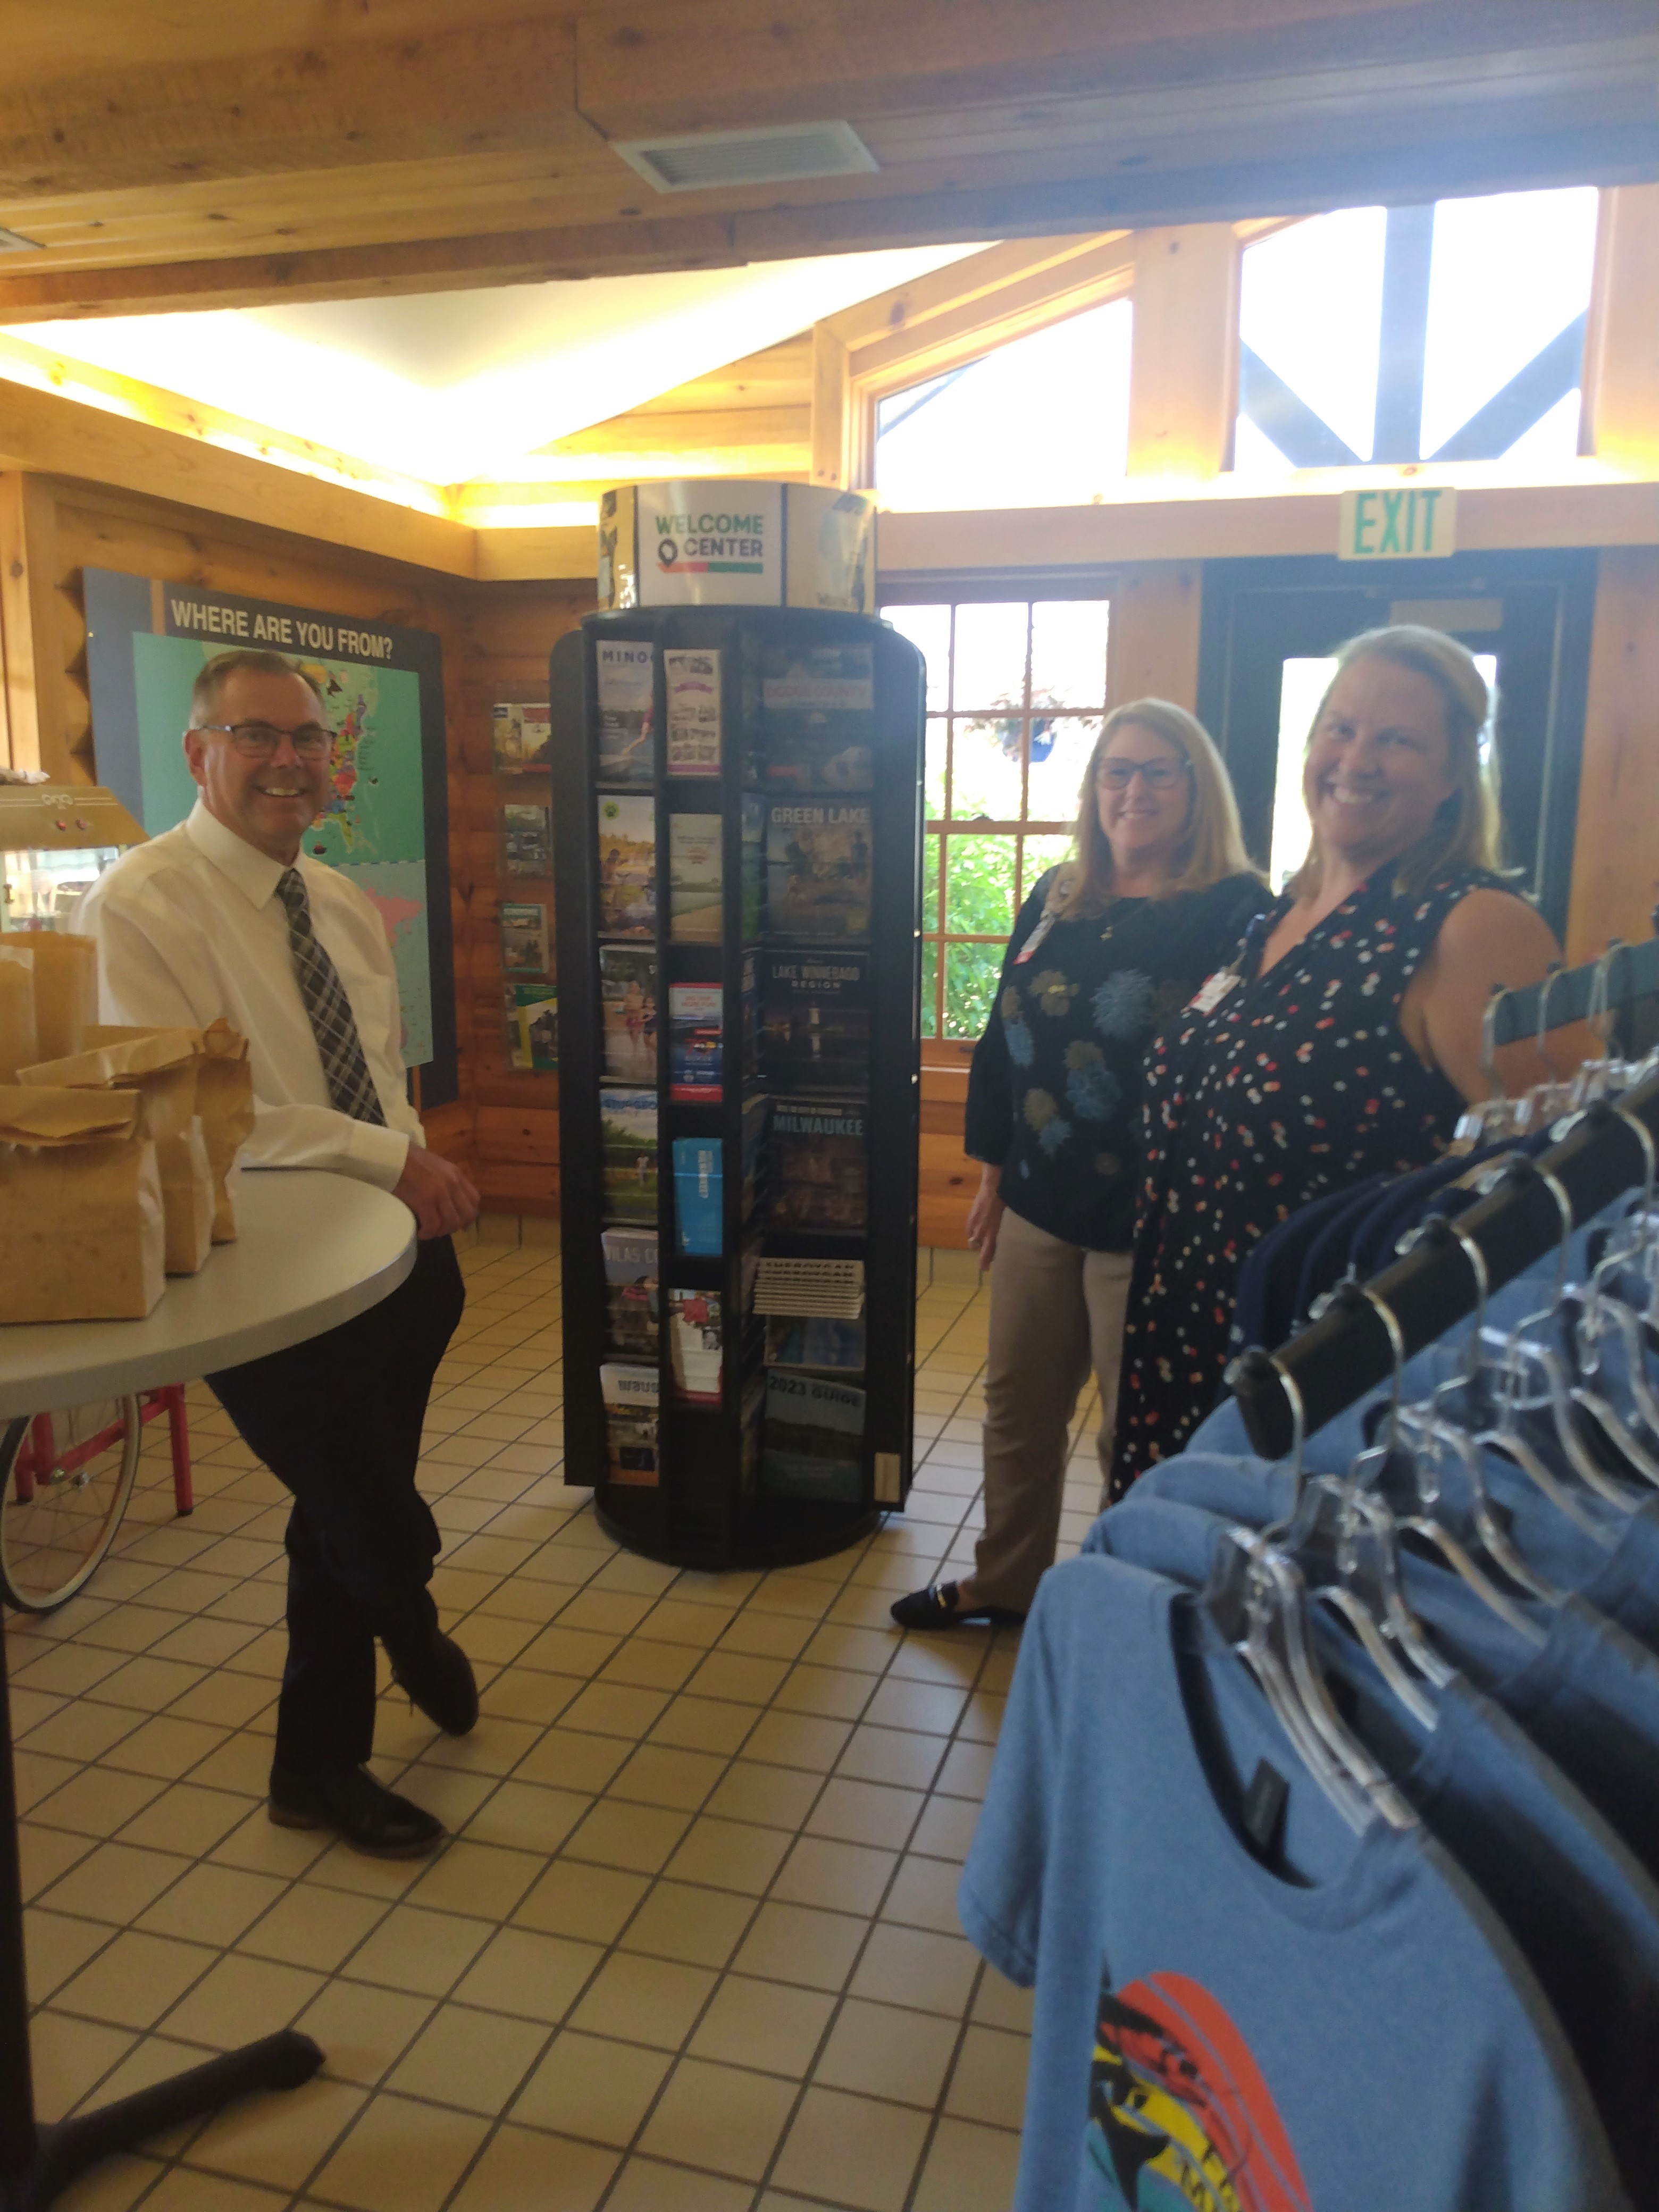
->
[276, 868, 386, 1126]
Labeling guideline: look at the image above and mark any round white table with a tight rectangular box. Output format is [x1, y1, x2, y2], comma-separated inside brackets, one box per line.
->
[0, 1172, 416, 2209]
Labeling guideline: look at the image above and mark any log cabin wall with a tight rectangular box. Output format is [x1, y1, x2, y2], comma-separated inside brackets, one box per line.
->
[451, 577, 593, 1218]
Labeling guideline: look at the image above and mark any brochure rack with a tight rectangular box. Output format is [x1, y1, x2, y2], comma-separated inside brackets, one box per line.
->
[551, 606, 923, 1569]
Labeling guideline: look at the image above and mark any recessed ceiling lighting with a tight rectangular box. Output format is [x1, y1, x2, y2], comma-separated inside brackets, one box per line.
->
[613, 120, 878, 194]
[0, 228, 44, 253]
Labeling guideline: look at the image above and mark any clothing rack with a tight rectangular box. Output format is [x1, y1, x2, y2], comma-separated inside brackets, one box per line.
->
[1230, 1064, 1659, 1460]
[1486, 913, 1659, 1052]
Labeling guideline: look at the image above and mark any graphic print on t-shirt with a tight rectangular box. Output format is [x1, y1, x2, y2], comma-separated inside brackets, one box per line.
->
[1083, 1969, 1311, 2212]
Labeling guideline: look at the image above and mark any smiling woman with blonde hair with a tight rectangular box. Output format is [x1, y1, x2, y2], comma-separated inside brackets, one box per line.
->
[892, 698, 1267, 1632]
[1109, 624, 1564, 1496]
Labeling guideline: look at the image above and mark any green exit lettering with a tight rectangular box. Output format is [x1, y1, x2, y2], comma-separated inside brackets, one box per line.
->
[1337, 485, 1456, 561]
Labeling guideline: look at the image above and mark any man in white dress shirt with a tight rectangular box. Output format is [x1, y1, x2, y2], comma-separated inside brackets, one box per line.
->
[78, 649, 482, 1857]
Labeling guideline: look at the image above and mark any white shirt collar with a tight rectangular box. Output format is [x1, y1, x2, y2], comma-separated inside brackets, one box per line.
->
[185, 798, 292, 911]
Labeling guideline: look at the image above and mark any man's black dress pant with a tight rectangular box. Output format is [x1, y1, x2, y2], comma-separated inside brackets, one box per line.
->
[205, 1233, 465, 1777]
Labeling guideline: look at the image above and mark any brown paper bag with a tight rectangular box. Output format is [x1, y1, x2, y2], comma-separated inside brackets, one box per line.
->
[21, 1030, 203, 1264]
[154, 1118, 214, 1276]
[0, 1087, 165, 1320]
[28, 933, 98, 1063]
[192, 1020, 256, 1243]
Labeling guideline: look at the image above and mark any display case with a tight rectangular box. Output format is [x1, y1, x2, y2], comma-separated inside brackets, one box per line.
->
[0, 784, 145, 931]
[492, 702, 557, 1073]
[552, 607, 924, 1570]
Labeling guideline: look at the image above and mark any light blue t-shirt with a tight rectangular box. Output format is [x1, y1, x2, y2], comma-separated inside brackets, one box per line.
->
[1124, 1452, 1659, 1881]
[960, 1552, 1624, 2212]
[1093, 1489, 1659, 2203]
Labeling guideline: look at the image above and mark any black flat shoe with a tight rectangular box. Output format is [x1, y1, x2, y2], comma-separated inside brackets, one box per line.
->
[890, 1581, 1026, 1632]
[269, 1763, 446, 1858]
[386, 1630, 479, 1736]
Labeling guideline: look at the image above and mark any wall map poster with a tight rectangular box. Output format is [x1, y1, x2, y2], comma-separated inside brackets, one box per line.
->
[82, 569, 456, 1102]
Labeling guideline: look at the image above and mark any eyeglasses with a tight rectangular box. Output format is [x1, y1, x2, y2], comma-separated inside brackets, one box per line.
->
[1096, 759, 1188, 793]
[196, 721, 333, 761]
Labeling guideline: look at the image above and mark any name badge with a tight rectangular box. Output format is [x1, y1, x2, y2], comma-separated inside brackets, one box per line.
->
[1013, 912, 1057, 965]
[1190, 968, 1241, 1016]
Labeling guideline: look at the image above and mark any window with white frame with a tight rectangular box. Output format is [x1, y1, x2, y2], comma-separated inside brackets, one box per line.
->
[880, 592, 1109, 1042]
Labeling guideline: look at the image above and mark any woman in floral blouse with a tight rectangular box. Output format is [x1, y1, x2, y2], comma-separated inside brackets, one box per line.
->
[892, 700, 1266, 1630]
[1108, 626, 1565, 1497]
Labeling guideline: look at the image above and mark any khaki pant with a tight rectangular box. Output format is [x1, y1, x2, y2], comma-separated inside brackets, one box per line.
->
[971, 1208, 1133, 1613]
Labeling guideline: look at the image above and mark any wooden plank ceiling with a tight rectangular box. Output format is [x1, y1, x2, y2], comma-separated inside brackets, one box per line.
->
[0, 0, 1653, 324]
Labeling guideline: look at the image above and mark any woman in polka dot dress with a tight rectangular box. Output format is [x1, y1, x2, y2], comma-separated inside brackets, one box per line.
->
[892, 701, 1266, 1631]
[1109, 626, 1566, 1498]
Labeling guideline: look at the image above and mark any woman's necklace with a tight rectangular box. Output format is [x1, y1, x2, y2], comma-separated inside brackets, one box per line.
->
[1097, 894, 1149, 944]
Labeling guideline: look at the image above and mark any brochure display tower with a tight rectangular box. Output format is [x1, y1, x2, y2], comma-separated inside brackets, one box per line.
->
[550, 556, 924, 1570]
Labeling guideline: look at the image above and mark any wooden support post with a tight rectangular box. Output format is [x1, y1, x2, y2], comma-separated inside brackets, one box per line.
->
[1105, 564, 1203, 713]
[810, 324, 851, 490]
[1126, 225, 1242, 480]
[1565, 547, 1659, 963]
[0, 473, 69, 781]
[1581, 185, 1659, 473]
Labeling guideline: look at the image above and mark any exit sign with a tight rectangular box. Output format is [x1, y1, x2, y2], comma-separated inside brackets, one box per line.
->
[1337, 485, 1457, 560]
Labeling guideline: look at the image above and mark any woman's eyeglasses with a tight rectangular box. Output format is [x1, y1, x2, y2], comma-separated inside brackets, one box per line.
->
[1096, 760, 1188, 793]
[196, 721, 334, 761]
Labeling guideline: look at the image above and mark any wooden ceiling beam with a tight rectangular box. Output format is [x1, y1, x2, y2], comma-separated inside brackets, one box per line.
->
[0, 377, 475, 577]
[2, 112, 1649, 325]
[572, 0, 1654, 137]
[2, 1, 555, 83]
[0, 16, 595, 202]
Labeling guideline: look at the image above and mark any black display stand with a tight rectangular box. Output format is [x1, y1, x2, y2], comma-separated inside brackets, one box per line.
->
[551, 607, 924, 1570]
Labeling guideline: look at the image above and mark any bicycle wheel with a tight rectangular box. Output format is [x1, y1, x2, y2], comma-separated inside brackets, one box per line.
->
[0, 1399, 141, 1612]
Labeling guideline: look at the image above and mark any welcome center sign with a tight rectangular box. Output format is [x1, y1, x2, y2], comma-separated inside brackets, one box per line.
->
[82, 568, 457, 1101]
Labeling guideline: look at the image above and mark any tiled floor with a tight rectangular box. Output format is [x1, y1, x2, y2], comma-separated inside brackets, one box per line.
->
[10, 1237, 1104, 2212]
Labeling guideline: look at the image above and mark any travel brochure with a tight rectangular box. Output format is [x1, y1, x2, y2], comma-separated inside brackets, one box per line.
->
[761, 641, 875, 790]
[665, 648, 721, 775]
[760, 950, 868, 1092]
[500, 899, 549, 974]
[600, 1088, 658, 1222]
[599, 945, 658, 1081]
[492, 701, 551, 774]
[766, 802, 872, 938]
[600, 1362, 658, 1485]
[767, 1097, 868, 1232]
[601, 1227, 658, 1356]
[506, 982, 557, 1072]
[669, 814, 723, 942]
[668, 983, 722, 1101]
[672, 1137, 722, 1255]
[501, 801, 551, 877]
[762, 1370, 865, 1502]
[668, 1289, 722, 1402]
[596, 639, 655, 784]
[597, 794, 656, 936]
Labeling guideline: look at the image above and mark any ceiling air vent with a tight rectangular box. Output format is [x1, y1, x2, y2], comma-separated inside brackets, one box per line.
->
[0, 228, 43, 253]
[614, 120, 878, 194]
